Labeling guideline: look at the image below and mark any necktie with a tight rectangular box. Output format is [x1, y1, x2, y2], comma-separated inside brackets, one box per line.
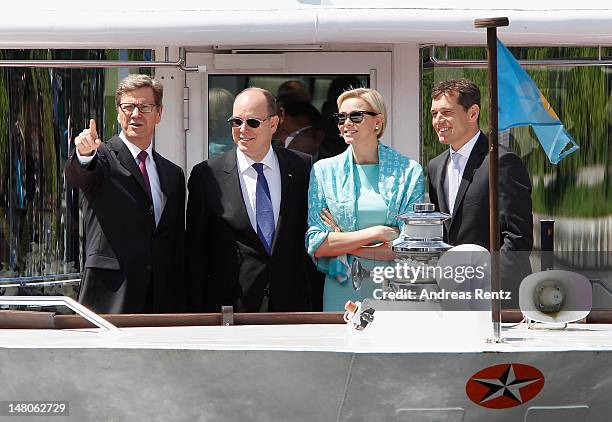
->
[137, 150, 153, 201]
[252, 163, 275, 254]
[448, 151, 462, 213]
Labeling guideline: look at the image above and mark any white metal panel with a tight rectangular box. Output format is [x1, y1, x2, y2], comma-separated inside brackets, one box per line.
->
[315, 10, 612, 45]
[214, 54, 287, 70]
[185, 54, 212, 177]
[1, 320, 612, 352]
[2, 3, 612, 47]
[392, 44, 421, 162]
[153, 47, 187, 171]
[2, 341, 608, 421]
[524, 406, 590, 422]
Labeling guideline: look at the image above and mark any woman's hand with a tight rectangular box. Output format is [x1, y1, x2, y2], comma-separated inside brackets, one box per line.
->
[351, 242, 397, 261]
[320, 209, 399, 241]
[320, 208, 342, 232]
[313, 209, 400, 258]
[368, 225, 400, 242]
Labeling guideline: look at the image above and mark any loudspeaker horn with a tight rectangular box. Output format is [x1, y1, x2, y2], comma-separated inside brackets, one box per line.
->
[519, 270, 592, 324]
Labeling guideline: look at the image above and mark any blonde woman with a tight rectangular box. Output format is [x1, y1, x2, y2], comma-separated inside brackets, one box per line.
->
[306, 88, 424, 311]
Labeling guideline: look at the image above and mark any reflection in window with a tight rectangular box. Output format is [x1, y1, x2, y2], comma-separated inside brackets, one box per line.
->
[421, 46, 612, 308]
[208, 74, 368, 160]
[0, 49, 151, 300]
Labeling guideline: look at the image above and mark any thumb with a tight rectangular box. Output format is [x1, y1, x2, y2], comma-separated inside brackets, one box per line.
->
[89, 119, 98, 139]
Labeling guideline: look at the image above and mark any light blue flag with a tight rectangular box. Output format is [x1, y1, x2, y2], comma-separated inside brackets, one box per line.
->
[497, 39, 579, 164]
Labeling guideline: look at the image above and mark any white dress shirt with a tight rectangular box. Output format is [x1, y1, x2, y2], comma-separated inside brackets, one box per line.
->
[284, 125, 311, 148]
[236, 147, 282, 232]
[76, 132, 166, 225]
[444, 131, 480, 214]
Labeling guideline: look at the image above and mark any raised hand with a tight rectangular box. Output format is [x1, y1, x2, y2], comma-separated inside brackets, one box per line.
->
[74, 119, 101, 157]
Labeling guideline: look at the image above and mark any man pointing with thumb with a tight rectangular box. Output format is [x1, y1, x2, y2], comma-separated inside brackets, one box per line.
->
[74, 118, 101, 156]
[65, 74, 186, 314]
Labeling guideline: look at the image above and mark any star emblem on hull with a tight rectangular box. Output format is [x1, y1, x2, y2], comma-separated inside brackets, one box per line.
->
[473, 364, 541, 404]
[466, 363, 545, 409]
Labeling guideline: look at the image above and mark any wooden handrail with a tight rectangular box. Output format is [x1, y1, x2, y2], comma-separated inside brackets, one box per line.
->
[1, 310, 612, 330]
[54, 312, 345, 329]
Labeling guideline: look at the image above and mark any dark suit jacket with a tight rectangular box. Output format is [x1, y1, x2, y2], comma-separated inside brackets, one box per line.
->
[427, 133, 533, 302]
[186, 146, 312, 312]
[65, 136, 185, 314]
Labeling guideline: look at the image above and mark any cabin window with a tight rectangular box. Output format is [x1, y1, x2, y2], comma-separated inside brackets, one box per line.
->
[0, 49, 152, 302]
[421, 46, 612, 309]
[207, 74, 369, 160]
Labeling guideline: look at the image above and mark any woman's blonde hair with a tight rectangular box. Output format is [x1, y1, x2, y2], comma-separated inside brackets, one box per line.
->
[337, 88, 387, 138]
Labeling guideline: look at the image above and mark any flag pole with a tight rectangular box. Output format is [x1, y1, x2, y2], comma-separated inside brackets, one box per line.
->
[474, 17, 509, 343]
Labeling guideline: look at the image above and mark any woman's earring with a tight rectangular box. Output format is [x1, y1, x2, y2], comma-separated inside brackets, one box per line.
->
[375, 126, 379, 130]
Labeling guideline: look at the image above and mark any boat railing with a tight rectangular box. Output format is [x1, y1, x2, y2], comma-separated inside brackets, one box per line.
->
[0, 274, 81, 289]
[0, 296, 119, 331]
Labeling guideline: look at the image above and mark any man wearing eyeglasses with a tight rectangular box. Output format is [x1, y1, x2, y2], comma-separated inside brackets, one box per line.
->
[65, 74, 186, 314]
[186, 87, 313, 312]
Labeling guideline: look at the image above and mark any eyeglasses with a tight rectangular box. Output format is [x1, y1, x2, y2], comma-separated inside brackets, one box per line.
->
[118, 103, 158, 114]
[227, 116, 272, 129]
[333, 110, 379, 125]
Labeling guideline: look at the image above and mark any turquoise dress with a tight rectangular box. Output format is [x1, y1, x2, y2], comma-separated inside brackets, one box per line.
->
[305, 143, 425, 312]
[323, 164, 389, 311]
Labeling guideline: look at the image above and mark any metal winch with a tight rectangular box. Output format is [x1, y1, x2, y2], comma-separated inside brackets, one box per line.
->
[384, 203, 453, 298]
[392, 203, 452, 268]
[349, 203, 453, 301]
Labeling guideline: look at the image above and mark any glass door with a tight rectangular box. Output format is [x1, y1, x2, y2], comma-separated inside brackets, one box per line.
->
[185, 51, 392, 175]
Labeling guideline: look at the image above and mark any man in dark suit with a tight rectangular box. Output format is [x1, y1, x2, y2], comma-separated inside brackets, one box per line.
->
[427, 79, 533, 305]
[275, 101, 324, 161]
[186, 87, 312, 312]
[65, 74, 185, 314]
